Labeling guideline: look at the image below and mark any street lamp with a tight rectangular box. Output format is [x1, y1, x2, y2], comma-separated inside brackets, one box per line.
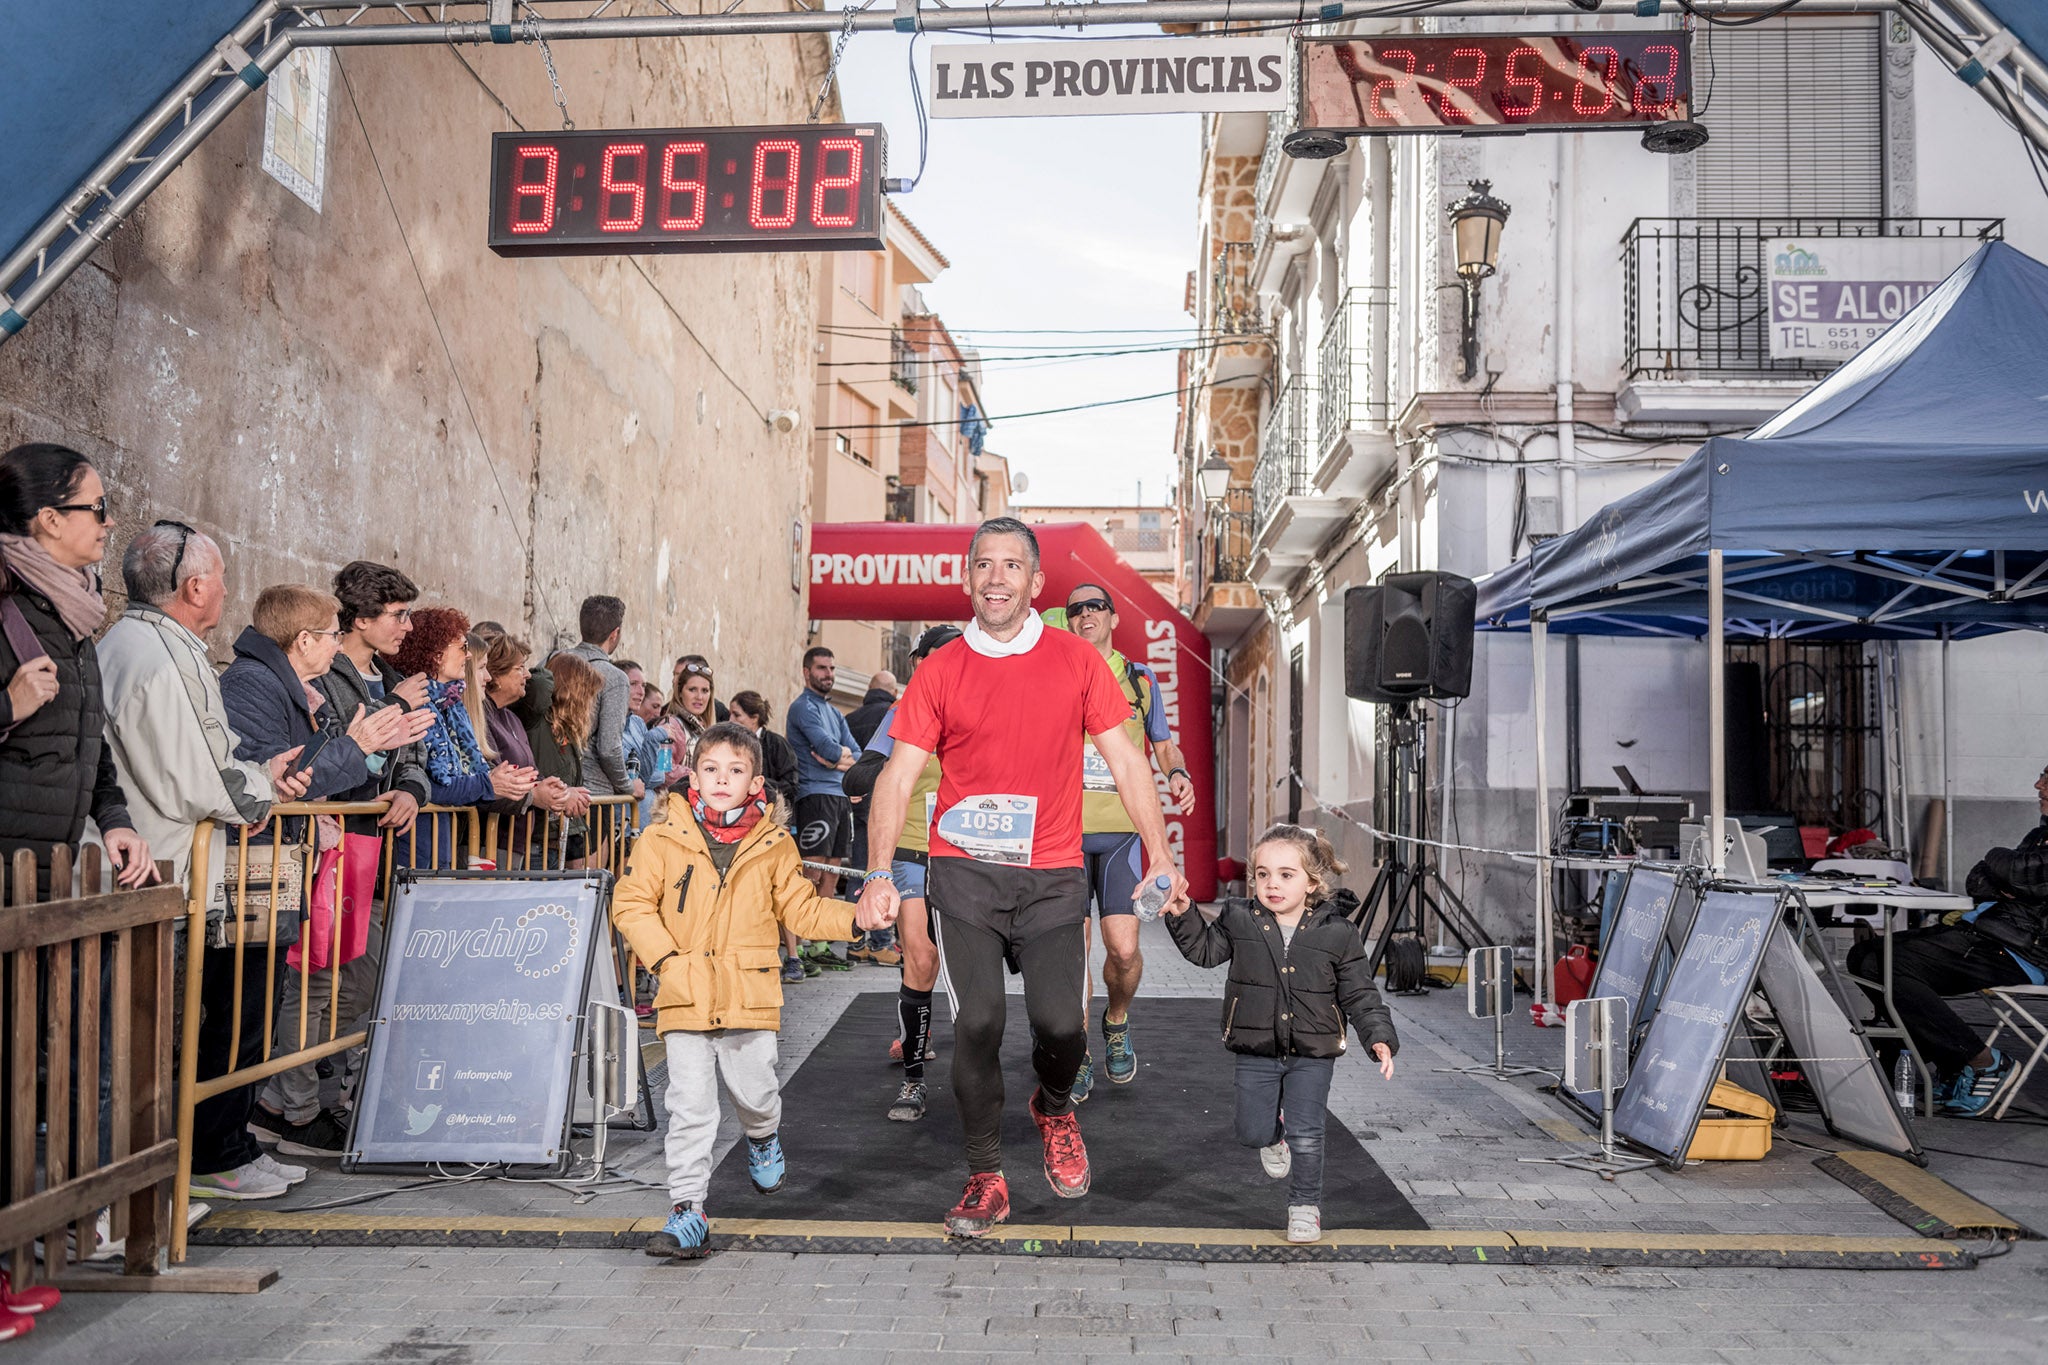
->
[1196, 451, 1233, 504]
[1446, 179, 1511, 383]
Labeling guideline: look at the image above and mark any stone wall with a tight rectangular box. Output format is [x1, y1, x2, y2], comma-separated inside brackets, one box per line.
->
[0, 28, 833, 703]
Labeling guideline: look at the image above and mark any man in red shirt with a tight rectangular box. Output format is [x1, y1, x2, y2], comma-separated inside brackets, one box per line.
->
[858, 518, 1189, 1237]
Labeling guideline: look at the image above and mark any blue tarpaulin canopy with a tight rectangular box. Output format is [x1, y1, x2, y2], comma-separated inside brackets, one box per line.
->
[1477, 241, 2048, 640]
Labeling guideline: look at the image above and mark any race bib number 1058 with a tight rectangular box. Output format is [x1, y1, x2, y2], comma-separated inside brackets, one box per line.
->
[936, 794, 1039, 866]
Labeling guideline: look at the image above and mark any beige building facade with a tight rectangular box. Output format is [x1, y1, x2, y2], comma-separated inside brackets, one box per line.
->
[0, 30, 834, 702]
[1022, 504, 1179, 601]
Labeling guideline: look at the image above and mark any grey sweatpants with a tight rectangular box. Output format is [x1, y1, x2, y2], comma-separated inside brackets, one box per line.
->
[261, 922, 383, 1123]
[662, 1029, 780, 1207]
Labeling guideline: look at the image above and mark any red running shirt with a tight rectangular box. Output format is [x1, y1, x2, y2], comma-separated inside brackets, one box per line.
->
[891, 629, 1130, 869]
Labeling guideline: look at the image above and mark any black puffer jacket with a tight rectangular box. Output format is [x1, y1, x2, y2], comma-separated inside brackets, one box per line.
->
[1166, 896, 1399, 1060]
[0, 582, 132, 892]
[1966, 817, 2048, 968]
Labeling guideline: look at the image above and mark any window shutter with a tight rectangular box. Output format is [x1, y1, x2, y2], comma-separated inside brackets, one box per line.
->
[1694, 17, 1883, 217]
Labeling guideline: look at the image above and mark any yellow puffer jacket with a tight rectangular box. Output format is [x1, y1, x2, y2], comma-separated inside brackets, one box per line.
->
[611, 797, 855, 1036]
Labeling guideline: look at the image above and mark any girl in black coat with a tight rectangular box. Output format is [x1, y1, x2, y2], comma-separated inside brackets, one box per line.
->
[1165, 823, 1397, 1245]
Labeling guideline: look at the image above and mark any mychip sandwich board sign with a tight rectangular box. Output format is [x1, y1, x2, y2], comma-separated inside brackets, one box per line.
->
[345, 870, 610, 1174]
[1562, 865, 1687, 1120]
[1611, 886, 1779, 1169]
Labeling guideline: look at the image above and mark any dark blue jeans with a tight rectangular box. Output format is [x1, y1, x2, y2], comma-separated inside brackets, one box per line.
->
[1233, 1053, 1335, 1207]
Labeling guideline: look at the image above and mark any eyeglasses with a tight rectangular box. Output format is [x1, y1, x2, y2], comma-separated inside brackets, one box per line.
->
[378, 605, 415, 623]
[53, 498, 109, 524]
[153, 519, 196, 586]
[679, 662, 712, 676]
[301, 628, 344, 643]
[1066, 597, 1113, 616]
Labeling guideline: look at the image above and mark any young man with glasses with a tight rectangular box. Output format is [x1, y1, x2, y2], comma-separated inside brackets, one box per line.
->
[1047, 584, 1196, 1100]
[858, 519, 1188, 1237]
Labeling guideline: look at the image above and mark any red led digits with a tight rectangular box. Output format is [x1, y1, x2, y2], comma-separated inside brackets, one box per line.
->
[660, 141, 708, 231]
[810, 138, 863, 229]
[1441, 46, 1488, 123]
[749, 139, 800, 230]
[1500, 46, 1544, 119]
[1572, 46, 1621, 116]
[598, 142, 648, 232]
[509, 144, 559, 234]
[1633, 44, 1682, 117]
[1369, 47, 1418, 120]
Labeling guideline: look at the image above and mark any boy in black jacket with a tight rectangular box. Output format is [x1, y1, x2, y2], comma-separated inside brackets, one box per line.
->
[1165, 823, 1397, 1243]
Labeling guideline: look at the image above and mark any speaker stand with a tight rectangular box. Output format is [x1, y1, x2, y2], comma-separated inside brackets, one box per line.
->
[1349, 704, 1493, 983]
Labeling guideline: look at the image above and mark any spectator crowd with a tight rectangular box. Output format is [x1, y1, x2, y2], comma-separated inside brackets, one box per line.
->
[0, 440, 907, 1325]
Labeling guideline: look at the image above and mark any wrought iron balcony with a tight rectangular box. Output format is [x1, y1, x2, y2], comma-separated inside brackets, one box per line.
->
[1212, 241, 1263, 337]
[889, 328, 919, 393]
[1621, 217, 2001, 380]
[1208, 486, 1254, 584]
[1252, 376, 1312, 535]
[1250, 110, 1286, 260]
[1315, 286, 1392, 459]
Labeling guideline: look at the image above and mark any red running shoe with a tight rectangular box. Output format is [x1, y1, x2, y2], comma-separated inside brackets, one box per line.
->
[0, 1308, 32, 1343]
[0, 1270, 57, 1315]
[944, 1172, 1011, 1238]
[1029, 1088, 1091, 1199]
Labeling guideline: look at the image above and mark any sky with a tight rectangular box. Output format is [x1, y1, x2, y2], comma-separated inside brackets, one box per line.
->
[834, 29, 1201, 509]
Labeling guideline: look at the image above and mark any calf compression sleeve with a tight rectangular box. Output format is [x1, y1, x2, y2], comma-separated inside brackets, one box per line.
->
[899, 986, 933, 1082]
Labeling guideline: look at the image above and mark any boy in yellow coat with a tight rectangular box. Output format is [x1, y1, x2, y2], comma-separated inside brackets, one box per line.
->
[613, 722, 894, 1257]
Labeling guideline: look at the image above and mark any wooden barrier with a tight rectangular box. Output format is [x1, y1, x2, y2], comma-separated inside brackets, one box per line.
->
[0, 846, 263, 1292]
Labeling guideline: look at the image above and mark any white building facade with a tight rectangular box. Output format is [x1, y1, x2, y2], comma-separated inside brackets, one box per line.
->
[1177, 10, 2048, 945]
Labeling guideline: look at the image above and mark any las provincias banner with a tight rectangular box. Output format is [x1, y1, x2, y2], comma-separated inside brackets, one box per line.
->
[807, 520, 1218, 901]
[927, 38, 1290, 119]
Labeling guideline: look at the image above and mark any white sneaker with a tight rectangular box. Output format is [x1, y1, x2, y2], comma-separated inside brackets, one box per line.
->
[1286, 1204, 1321, 1244]
[1259, 1140, 1291, 1179]
[252, 1151, 307, 1186]
[189, 1160, 290, 1201]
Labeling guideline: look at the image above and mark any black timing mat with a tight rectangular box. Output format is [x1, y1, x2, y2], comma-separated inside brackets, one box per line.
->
[706, 992, 1426, 1231]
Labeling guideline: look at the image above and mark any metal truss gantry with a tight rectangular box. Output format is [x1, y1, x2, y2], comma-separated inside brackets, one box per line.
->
[3, 0, 2045, 346]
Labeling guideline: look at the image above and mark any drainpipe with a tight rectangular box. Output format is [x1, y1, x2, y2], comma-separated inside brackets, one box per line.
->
[1555, 136, 1578, 529]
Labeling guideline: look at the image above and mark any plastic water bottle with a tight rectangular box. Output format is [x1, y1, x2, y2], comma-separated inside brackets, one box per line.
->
[1892, 1051, 1918, 1114]
[1133, 875, 1173, 922]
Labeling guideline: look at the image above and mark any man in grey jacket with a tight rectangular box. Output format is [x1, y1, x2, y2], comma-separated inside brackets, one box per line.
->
[94, 521, 313, 1202]
[568, 594, 641, 803]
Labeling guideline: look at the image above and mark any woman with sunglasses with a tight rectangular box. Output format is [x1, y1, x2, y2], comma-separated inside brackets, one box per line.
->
[0, 442, 153, 899]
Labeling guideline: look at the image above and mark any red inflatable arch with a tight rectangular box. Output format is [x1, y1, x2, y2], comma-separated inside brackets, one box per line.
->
[808, 521, 1217, 901]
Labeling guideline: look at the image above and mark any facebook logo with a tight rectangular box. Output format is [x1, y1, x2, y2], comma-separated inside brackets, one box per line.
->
[416, 1060, 446, 1091]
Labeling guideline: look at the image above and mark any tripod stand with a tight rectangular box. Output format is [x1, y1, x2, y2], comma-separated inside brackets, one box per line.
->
[1348, 703, 1492, 983]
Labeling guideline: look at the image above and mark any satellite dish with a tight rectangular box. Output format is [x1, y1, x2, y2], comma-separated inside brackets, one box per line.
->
[1011, 472, 1030, 495]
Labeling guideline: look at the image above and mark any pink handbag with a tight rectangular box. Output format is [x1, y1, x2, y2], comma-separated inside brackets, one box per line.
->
[287, 831, 382, 971]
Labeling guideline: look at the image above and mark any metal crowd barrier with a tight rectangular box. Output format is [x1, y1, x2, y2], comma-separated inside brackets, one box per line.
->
[168, 794, 647, 1261]
[1, 846, 184, 1288]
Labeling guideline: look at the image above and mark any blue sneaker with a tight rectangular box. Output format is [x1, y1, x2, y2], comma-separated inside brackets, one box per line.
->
[1943, 1050, 2013, 1117]
[747, 1133, 786, 1193]
[1071, 1051, 1095, 1104]
[645, 1202, 709, 1258]
[1102, 1016, 1137, 1084]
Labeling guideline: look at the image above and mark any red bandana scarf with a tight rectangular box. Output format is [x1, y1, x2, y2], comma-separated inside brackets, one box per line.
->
[688, 782, 769, 845]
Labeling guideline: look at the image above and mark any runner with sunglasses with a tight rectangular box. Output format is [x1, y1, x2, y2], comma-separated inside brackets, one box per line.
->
[857, 519, 1188, 1237]
[1047, 584, 1197, 1100]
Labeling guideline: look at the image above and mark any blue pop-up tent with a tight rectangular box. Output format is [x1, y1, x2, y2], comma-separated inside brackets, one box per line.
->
[1474, 239, 2048, 987]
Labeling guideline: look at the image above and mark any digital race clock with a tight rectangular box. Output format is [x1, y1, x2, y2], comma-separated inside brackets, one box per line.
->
[1300, 34, 1693, 135]
[487, 124, 886, 257]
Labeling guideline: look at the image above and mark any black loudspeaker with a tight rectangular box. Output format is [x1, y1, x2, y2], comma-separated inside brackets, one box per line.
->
[1723, 661, 1769, 812]
[1345, 572, 1477, 703]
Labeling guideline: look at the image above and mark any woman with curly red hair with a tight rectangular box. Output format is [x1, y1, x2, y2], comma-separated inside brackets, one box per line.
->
[389, 607, 536, 862]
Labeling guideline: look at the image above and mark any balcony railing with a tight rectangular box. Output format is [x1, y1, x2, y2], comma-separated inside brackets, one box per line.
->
[1316, 285, 1392, 458]
[1208, 486, 1254, 583]
[1250, 110, 1286, 260]
[1107, 525, 1172, 555]
[889, 328, 919, 392]
[1252, 376, 1312, 534]
[1212, 241, 1263, 337]
[1621, 217, 2002, 380]
[885, 483, 917, 523]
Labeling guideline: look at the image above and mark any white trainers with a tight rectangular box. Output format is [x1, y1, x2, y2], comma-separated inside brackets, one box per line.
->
[252, 1151, 307, 1186]
[1259, 1140, 1291, 1179]
[188, 1160, 290, 1201]
[1286, 1204, 1322, 1244]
